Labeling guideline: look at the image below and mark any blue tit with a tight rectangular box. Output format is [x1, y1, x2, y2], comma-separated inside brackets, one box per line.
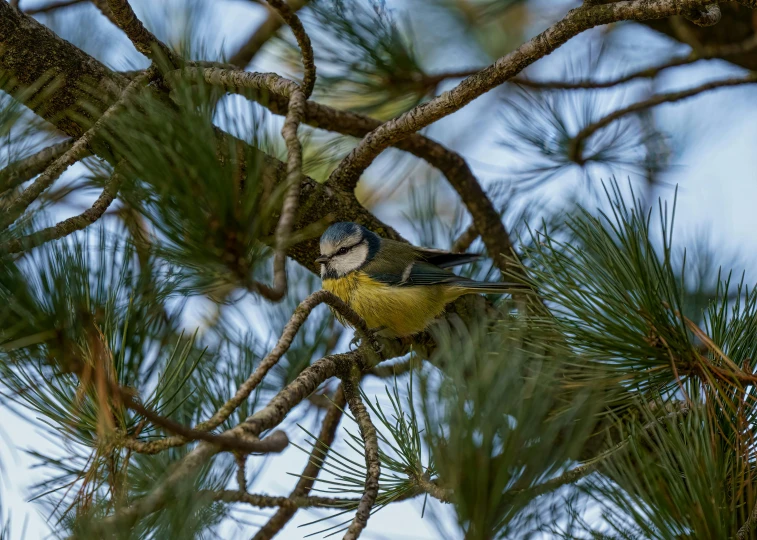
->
[315, 222, 513, 337]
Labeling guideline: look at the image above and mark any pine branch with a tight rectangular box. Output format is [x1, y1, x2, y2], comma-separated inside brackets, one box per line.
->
[86, 350, 375, 535]
[104, 0, 177, 64]
[211, 489, 362, 509]
[451, 223, 478, 253]
[737, 498, 757, 539]
[265, 0, 315, 98]
[341, 365, 380, 540]
[0, 5, 406, 272]
[256, 87, 307, 301]
[180, 66, 520, 277]
[325, 0, 724, 191]
[0, 68, 155, 231]
[569, 73, 757, 164]
[415, 474, 452, 504]
[369, 356, 422, 379]
[120, 391, 290, 455]
[125, 290, 379, 454]
[251, 0, 315, 301]
[252, 386, 345, 540]
[2, 165, 123, 253]
[506, 29, 757, 89]
[24, 0, 87, 15]
[0, 140, 76, 193]
[235, 453, 247, 492]
[228, 0, 309, 68]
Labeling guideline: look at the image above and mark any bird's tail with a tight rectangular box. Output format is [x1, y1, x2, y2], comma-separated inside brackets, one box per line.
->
[455, 281, 520, 295]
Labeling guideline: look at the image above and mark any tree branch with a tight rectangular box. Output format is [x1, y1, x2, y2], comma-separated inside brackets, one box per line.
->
[228, 0, 309, 68]
[0, 140, 76, 193]
[104, 0, 177, 64]
[87, 351, 371, 534]
[0, 68, 154, 231]
[265, 0, 315, 98]
[569, 73, 757, 164]
[451, 223, 478, 254]
[325, 0, 722, 192]
[341, 365, 380, 540]
[24, 0, 87, 15]
[125, 291, 378, 454]
[181, 66, 520, 276]
[121, 392, 290, 456]
[252, 386, 346, 540]
[254, 88, 307, 301]
[2, 164, 123, 253]
[0, 6, 405, 272]
[211, 489, 362, 509]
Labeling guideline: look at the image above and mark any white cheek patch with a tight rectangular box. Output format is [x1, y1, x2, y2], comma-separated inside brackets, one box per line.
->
[329, 242, 369, 276]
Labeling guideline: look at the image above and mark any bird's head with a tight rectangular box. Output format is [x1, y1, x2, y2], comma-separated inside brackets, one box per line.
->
[316, 222, 380, 278]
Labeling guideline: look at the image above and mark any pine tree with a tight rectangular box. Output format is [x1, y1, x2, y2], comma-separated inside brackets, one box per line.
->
[1, 0, 757, 538]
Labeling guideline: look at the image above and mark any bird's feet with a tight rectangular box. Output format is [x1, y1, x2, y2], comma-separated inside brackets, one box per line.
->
[350, 326, 385, 354]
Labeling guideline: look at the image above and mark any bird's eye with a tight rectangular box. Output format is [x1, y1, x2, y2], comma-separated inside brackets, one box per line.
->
[337, 247, 349, 255]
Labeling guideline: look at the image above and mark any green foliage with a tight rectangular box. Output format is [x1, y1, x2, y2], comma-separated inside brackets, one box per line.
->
[0, 229, 219, 525]
[499, 84, 671, 192]
[105, 79, 278, 298]
[291, 370, 433, 536]
[583, 400, 755, 539]
[520, 182, 715, 402]
[421, 315, 605, 539]
[425, 0, 529, 58]
[304, 0, 432, 119]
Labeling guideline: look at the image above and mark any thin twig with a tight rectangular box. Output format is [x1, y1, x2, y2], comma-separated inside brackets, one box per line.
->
[369, 356, 422, 378]
[451, 223, 478, 253]
[341, 365, 380, 540]
[264, 0, 315, 97]
[325, 0, 724, 191]
[252, 386, 346, 540]
[737, 497, 757, 539]
[518, 26, 757, 88]
[0, 140, 76, 193]
[120, 392, 290, 455]
[253, 88, 307, 301]
[178, 68, 307, 301]
[24, 0, 86, 15]
[211, 489, 361, 509]
[415, 474, 452, 503]
[0, 68, 154, 232]
[235, 453, 248, 492]
[2, 165, 124, 253]
[228, 0, 309, 68]
[256, 1, 318, 302]
[105, 0, 177, 64]
[569, 73, 757, 165]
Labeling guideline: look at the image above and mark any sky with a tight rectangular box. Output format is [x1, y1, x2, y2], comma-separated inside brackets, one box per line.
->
[4, 0, 757, 538]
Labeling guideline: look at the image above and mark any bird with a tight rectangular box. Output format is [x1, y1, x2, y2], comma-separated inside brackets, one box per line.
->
[316, 222, 514, 337]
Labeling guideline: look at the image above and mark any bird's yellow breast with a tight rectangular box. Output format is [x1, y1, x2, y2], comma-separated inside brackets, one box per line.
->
[322, 272, 462, 336]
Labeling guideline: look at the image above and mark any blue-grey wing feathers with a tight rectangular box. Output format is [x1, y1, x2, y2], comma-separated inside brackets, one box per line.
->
[413, 248, 482, 268]
[371, 261, 512, 292]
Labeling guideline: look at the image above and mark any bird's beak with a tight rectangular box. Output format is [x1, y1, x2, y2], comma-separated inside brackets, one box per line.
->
[315, 256, 329, 264]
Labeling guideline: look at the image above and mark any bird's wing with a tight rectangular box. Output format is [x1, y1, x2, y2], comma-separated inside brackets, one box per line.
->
[413, 247, 482, 268]
[369, 261, 475, 287]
